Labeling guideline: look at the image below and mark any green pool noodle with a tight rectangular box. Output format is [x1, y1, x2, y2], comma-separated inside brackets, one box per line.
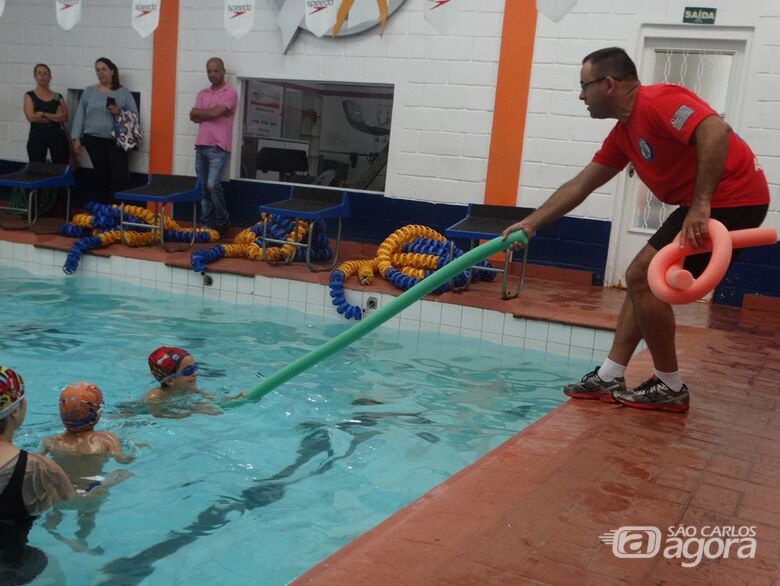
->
[237, 231, 529, 404]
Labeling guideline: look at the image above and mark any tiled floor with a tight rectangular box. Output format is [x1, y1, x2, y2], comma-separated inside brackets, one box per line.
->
[2, 218, 779, 585]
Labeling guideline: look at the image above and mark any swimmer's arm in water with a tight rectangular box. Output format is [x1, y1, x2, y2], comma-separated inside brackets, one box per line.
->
[144, 391, 193, 418]
[103, 433, 134, 464]
[145, 400, 190, 419]
[191, 401, 222, 416]
[221, 391, 247, 402]
[195, 389, 215, 400]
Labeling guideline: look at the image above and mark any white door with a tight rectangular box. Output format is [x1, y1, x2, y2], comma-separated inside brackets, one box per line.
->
[605, 32, 750, 287]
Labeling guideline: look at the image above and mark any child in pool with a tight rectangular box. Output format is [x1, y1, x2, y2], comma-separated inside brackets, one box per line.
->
[144, 347, 243, 418]
[40, 382, 132, 553]
[41, 382, 131, 466]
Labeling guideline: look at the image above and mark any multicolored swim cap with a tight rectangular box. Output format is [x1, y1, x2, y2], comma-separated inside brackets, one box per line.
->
[0, 366, 25, 420]
[148, 347, 190, 382]
[60, 382, 104, 432]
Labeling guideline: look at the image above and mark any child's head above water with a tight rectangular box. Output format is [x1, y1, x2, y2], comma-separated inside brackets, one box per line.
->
[0, 366, 25, 422]
[148, 347, 198, 390]
[60, 381, 104, 432]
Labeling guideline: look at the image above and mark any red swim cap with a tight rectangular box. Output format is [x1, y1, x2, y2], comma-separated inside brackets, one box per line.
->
[148, 347, 190, 382]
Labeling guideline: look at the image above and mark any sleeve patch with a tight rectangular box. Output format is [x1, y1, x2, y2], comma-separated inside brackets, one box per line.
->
[670, 104, 695, 131]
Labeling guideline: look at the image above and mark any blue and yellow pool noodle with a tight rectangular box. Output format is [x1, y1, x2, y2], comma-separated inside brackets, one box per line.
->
[236, 231, 529, 404]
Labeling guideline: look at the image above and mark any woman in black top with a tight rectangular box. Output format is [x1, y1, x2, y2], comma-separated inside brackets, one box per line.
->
[23, 64, 70, 164]
[0, 367, 74, 584]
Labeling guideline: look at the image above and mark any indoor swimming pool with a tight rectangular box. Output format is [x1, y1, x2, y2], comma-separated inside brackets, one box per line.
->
[1, 266, 592, 585]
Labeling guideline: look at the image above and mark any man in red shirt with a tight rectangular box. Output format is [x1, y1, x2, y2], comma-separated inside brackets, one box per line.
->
[502, 47, 769, 412]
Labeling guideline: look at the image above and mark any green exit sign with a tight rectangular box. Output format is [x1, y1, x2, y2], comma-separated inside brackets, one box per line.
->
[683, 7, 717, 24]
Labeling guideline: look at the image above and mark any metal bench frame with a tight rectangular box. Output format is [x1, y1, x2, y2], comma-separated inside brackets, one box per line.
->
[257, 186, 350, 272]
[114, 174, 202, 250]
[0, 162, 75, 230]
[444, 203, 533, 300]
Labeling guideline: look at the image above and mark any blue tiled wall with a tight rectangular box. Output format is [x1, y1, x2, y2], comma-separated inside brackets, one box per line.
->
[715, 240, 780, 306]
[2, 162, 778, 305]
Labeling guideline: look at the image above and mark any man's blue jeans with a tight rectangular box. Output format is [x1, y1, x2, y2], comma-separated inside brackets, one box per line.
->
[195, 146, 230, 228]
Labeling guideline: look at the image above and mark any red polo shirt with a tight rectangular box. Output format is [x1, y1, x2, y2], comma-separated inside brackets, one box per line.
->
[592, 83, 769, 208]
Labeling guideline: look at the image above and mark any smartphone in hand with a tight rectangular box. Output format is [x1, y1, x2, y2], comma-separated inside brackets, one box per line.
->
[106, 96, 117, 109]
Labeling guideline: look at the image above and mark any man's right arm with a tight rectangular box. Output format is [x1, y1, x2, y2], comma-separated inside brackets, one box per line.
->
[502, 162, 620, 240]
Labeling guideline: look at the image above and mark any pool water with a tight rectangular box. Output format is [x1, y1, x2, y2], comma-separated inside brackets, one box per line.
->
[1, 266, 591, 585]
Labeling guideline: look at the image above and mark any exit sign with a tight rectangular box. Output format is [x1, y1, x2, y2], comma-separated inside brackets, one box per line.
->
[683, 7, 716, 24]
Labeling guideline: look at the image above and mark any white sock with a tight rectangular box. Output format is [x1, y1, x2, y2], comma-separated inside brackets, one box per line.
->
[654, 369, 683, 391]
[598, 358, 625, 382]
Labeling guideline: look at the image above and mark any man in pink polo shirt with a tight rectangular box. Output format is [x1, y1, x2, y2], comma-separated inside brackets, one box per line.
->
[190, 57, 238, 238]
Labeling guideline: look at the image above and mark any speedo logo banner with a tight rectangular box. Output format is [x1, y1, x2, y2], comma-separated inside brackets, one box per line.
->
[225, 1, 255, 39]
[424, 0, 459, 33]
[131, 0, 161, 39]
[56, 0, 82, 31]
[305, 0, 337, 37]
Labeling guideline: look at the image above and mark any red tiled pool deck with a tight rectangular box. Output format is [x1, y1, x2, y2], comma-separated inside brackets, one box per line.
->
[2, 219, 779, 585]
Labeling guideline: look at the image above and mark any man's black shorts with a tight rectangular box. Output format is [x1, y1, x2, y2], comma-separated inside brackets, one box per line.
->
[648, 204, 768, 278]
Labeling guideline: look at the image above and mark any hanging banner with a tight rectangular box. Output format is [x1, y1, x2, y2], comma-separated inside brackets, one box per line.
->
[225, 1, 255, 39]
[536, 0, 577, 23]
[424, 0, 459, 33]
[131, 0, 161, 38]
[305, 0, 339, 37]
[277, 0, 305, 51]
[0, 1, 5, 19]
[56, 0, 82, 31]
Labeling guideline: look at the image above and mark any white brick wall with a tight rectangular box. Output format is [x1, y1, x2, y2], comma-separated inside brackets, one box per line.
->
[523, 0, 780, 232]
[0, 0, 152, 172]
[172, 0, 506, 201]
[0, 0, 777, 231]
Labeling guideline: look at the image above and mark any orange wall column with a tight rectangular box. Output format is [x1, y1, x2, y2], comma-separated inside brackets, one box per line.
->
[149, 0, 179, 175]
[483, 0, 537, 206]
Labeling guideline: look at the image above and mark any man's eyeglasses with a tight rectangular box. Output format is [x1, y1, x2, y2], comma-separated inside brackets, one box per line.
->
[579, 76, 619, 91]
[177, 363, 199, 378]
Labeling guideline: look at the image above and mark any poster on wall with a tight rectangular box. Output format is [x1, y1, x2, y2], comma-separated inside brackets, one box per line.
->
[225, 0, 255, 39]
[245, 81, 283, 138]
[56, 0, 82, 31]
[131, 0, 161, 38]
[424, 0, 459, 33]
[305, 0, 339, 37]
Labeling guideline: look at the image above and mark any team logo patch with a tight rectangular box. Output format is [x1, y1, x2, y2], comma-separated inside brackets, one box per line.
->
[670, 105, 694, 131]
[639, 138, 653, 160]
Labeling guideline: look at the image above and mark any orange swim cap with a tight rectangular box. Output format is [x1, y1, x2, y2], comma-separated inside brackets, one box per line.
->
[59, 382, 104, 432]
